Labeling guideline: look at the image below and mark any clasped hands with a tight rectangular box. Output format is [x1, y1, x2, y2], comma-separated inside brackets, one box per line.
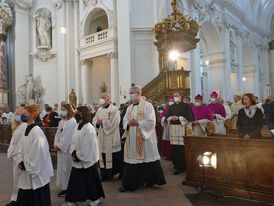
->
[128, 119, 139, 126]
[97, 120, 103, 125]
[171, 116, 179, 121]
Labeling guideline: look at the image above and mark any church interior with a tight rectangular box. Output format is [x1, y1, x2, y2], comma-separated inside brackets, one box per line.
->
[0, 0, 274, 206]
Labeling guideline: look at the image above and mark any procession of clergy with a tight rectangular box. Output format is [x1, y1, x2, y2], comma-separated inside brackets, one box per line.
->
[6, 84, 269, 206]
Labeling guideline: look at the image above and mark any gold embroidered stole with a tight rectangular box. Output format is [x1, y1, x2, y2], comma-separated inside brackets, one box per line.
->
[125, 98, 145, 160]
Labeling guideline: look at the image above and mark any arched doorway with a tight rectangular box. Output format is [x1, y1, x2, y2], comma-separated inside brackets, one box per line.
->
[199, 21, 223, 101]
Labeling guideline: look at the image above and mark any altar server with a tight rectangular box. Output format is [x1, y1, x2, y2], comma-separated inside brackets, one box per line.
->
[16, 105, 53, 206]
[208, 91, 226, 134]
[63, 106, 105, 206]
[161, 96, 174, 160]
[6, 108, 27, 206]
[54, 103, 77, 197]
[192, 94, 213, 136]
[165, 92, 195, 175]
[119, 85, 166, 192]
[92, 93, 122, 181]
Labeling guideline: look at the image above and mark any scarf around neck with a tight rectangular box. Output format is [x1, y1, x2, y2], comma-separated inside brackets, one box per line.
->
[244, 105, 257, 119]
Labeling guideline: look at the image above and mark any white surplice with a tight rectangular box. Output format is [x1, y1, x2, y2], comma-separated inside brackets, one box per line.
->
[17, 126, 54, 190]
[161, 117, 170, 141]
[54, 118, 77, 190]
[70, 123, 100, 169]
[123, 101, 160, 164]
[214, 114, 226, 135]
[193, 119, 210, 136]
[7, 123, 27, 201]
[92, 103, 121, 169]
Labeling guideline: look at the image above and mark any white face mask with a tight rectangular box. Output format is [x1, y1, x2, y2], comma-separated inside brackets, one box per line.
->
[195, 101, 201, 107]
[169, 102, 174, 106]
[174, 97, 180, 103]
[99, 98, 105, 105]
[183, 100, 187, 103]
[211, 97, 216, 103]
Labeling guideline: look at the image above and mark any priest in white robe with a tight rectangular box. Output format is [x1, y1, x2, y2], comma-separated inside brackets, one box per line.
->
[6, 108, 27, 206]
[54, 103, 77, 197]
[119, 85, 166, 192]
[92, 93, 122, 181]
[16, 105, 53, 206]
[231, 95, 244, 129]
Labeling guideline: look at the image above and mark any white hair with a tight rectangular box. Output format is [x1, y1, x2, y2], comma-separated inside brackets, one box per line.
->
[130, 85, 142, 95]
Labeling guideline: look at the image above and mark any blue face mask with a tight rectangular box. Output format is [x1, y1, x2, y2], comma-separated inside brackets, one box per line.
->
[15, 115, 21, 122]
[61, 111, 67, 117]
[21, 114, 28, 122]
[130, 94, 136, 101]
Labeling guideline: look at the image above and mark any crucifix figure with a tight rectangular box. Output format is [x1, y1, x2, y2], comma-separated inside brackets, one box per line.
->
[107, 111, 112, 120]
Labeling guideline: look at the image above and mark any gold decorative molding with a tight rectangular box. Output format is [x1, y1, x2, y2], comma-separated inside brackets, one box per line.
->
[269, 40, 274, 50]
[153, 0, 200, 71]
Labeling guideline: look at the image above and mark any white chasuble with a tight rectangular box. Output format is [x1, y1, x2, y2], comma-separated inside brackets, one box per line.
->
[123, 99, 160, 164]
[54, 118, 77, 189]
[17, 126, 53, 190]
[93, 103, 121, 169]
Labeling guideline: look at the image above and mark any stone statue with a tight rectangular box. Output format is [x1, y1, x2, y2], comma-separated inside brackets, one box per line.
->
[100, 81, 107, 93]
[69, 89, 77, 108]
[34, 8, 52, 48]
[17, 74, 45, 109]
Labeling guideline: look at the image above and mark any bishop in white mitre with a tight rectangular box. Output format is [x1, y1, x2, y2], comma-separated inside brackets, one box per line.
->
[92, 93, 122, 181]
[119, 85, 166, 192]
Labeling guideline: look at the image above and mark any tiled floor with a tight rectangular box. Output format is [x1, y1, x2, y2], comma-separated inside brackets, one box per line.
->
[0, 152, 272, 206]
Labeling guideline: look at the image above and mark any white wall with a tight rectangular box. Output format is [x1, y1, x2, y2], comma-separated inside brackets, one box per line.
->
[89, 56, 110, 104]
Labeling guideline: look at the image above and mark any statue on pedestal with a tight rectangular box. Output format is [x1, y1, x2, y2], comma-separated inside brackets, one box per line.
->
[17, 74, 45, 108]
[69, 89, 77, 108]
[100, 81, 107, 94]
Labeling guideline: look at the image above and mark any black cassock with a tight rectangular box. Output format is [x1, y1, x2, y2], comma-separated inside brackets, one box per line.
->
[165, 102, 195, 172]
[237, 107, 264, 139]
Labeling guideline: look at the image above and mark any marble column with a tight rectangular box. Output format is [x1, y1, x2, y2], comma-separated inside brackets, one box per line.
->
[0, 5, 13, 109]
[80, 60, 89, 104]
[190, 42, 202, 100]
[236, 37, 244, 94]
[222, 30, 232, 101]
[269, 41, 274, 95]
[109, 52, 119, 104]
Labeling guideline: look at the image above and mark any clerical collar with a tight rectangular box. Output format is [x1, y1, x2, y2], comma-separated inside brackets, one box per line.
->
[25, 123, 37, 136]
[133, 102, 139, 106]
[78, 122, 88, 130]
[104, 104, 110, 109]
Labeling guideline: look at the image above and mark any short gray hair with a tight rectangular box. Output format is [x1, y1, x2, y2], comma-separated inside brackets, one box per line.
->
[130, 85, 142, 95]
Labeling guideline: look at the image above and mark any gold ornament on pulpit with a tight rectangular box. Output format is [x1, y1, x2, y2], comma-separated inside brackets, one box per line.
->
[153, 0, 200, 71]
[142, 0, 200, 103]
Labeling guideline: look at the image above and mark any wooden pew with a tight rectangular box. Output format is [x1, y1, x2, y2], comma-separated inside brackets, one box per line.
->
[182, 135, 274, 204]
[0, 124, 57, 150]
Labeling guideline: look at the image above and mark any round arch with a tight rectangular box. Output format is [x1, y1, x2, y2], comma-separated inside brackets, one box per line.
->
[81, 6, 110, 37]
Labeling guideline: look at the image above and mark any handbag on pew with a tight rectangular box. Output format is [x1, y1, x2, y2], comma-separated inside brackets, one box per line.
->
[185, 123, 193, 136]
[206, 122, 215, 136]
[225, 119, 233, 134]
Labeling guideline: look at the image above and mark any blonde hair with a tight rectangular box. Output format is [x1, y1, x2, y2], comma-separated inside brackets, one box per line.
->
[11, 107, 23, 134]
[61, 103, 75, 120]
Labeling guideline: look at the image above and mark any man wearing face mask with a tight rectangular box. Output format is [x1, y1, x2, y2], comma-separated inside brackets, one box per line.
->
[165, 92, 195, 175]
[160, 96, 174, 160]
[120, 85, 166, 192]
[92, 93, 122, 181]
[192, 95, 213, 136]
[208, 91, 226, 134]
